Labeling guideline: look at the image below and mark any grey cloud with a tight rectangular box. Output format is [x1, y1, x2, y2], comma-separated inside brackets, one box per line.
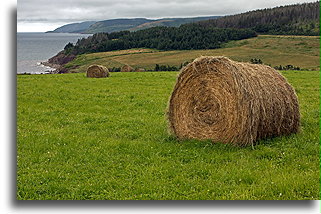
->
[17, 0, 314, 30]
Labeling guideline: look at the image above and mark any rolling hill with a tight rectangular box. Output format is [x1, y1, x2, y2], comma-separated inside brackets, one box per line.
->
[47, 21, 96, 33]
[48, 16, 220, 34]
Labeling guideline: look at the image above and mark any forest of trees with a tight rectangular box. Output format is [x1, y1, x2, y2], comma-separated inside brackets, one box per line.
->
[64, 25, 257, 55]
[196, 2, 319, 35]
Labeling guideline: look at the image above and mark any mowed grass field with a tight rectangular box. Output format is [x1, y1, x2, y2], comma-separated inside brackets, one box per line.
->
[65, 35, 320, 72]
[17, 70, 319, 200]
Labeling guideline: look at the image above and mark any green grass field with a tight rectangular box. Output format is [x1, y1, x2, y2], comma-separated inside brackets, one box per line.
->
[17, 70, 319, 200]
[65, 35, 320, 72]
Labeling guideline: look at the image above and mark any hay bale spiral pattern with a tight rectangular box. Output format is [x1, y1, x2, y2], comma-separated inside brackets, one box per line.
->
[168, 56, 300, 146]
[86, 65, 109, 78]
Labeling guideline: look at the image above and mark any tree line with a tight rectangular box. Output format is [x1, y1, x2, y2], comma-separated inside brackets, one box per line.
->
[63, 25, 257, 55]
[250, 58, 301, 70]
[196, 1, 319, 36]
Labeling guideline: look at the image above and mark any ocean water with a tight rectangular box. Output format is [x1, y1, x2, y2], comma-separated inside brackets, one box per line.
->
[17, 32, 91, 74]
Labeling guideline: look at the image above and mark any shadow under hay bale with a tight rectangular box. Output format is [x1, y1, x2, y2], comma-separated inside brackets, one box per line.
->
[86, 65, 109, 78]
[121, 65, 134, 72]
[167, 56, 300, 146]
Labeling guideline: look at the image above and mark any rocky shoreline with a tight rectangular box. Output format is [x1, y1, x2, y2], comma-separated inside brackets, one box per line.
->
[17, 61, 67, 75]
[17, 62, 58, 75]
[29, 51, 78, 75]
[40, 61, 61, 74]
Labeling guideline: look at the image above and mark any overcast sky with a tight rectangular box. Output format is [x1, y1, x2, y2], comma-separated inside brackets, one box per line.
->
[17, 0, 314, 32]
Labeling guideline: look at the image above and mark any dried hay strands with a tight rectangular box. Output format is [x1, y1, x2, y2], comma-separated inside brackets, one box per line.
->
[167, 56, 300, 146]
[86, 65, 109, 78]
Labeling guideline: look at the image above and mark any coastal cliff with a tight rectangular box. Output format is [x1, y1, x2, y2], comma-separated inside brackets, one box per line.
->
[43, 51, 76, 73]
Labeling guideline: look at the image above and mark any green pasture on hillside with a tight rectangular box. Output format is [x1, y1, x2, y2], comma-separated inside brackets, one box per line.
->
[17, 70, 319, 200]
[65, 35, 320, 72]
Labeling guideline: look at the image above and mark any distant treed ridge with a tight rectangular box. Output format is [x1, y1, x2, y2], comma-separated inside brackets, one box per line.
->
[64, 25, 257, 55]
[49, 1, 319, 69]
[196, 1, 319, 35]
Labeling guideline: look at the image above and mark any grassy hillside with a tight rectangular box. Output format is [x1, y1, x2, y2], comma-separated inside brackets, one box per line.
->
[17, 70, 319, 200]
[64, 35, 320, 72]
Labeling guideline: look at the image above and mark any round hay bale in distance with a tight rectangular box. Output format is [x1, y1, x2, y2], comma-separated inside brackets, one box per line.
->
[86, 65, 109, 78]
[167, 56, 300, 146]
[121, 65, 134, 72]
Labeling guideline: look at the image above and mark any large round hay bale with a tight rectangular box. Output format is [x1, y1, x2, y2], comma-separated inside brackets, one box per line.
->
[86, 65, 109, 78]
[121, 65, 134, 72]
[167, 56, 300, 146]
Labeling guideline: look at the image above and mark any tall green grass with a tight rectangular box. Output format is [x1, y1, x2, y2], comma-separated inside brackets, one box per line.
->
[17, 70, 319, 200]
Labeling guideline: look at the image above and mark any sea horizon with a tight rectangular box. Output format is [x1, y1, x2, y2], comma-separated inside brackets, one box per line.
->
[17, 32, 92, 74]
